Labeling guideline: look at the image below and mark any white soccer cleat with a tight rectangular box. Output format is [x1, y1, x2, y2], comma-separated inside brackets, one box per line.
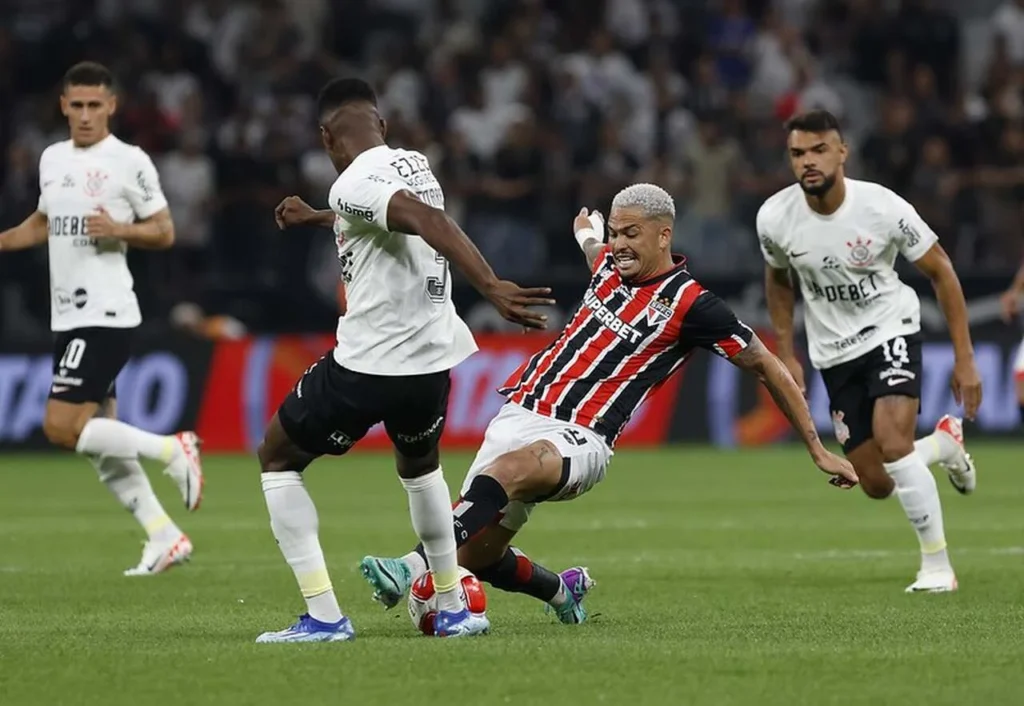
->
[164, 431, 205, 511]
[905, 568, 958, 594]
[934, 415, 976, 495]
[123, 534, 193, 576]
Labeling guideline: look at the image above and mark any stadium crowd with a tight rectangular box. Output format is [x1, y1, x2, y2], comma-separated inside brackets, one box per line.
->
[1, 0, 1022, 334]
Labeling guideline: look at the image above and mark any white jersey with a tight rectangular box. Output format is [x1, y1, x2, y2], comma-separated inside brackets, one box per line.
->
[756, 179, 938, 369]
[328, 145, 477, 376]
[37, 135, 167, 332]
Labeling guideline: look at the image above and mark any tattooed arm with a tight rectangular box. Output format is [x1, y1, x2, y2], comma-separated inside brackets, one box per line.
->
[730, 336, 820, 450]
[729, 336, 857, 486]
[681, 290, 857, 486]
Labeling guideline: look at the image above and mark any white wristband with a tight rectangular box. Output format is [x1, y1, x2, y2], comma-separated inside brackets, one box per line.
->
[575, 227, 598, 250]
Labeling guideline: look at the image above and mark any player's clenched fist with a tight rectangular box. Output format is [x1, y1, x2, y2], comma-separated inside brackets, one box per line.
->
[275, 196, 317, 229]
[85, 206, 123, 238]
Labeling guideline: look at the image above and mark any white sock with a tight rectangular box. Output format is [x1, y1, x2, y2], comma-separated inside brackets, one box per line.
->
[400, 467, 462, 612]
[91, 456, 181, 543]
[76, 418, 178, 464]
[884, 451, 951, 569]
[401, 550, 429, 582]
[261, 471, 343, 624]
[914, 432, 958, 467]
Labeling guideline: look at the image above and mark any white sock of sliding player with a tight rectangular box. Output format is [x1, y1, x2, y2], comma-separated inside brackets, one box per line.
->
[884, 451, 951, 572]
[400, 468, 463, 612]
[261, 472, 344, 624]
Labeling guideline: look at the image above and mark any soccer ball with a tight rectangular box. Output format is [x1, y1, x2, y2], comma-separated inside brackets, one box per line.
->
[407, 567, 487, 636]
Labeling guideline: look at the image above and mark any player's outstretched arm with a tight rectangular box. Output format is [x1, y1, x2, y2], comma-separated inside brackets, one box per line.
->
[1000, 259, 1024, 322]
[764, 264, 805, 393]
[0, 210, 48, 252]
[386, 189, 555, 330]
[730, 336, 859, 488]
[913, 243, 982, 419]
[85, 206, 175, 249]
[275, 196, 335, 230]
[573, 207, 606, 270]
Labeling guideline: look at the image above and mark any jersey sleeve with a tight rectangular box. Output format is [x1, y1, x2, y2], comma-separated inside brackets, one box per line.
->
[37, 152, 50, 215]
[680, 290, 755, 359]
[590, 244, 611, 273]
[125, 149, 169, 219]
[756, 206, 789, 269]
[332, 172, 404, 232]
[887, 190, 938, 262]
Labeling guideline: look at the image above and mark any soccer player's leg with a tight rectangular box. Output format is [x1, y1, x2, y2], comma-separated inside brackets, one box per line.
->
[255, 356, 370, 644]
[90, 398, 194, 576]
[382, 370, 489, 637]
[45, 329, 204, 511]
[364, 404, 606, 624]
[868, 335, 955, 592]
[459, 524, 597, 626]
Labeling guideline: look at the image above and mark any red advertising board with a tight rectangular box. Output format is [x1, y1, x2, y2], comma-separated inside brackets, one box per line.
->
[195, 333, 683, 451]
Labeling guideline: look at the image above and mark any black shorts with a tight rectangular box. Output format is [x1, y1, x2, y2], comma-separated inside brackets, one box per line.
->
[820, 333, 922, 453]
[50, 327, 134, 404]
[277, 353, 451, 457]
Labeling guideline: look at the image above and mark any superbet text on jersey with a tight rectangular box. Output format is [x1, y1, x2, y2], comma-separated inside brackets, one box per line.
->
[501, 247, 754, 446]
[327, 145, 477, 377]
[756, 179, 938, 370]
[38, 135, 167, 332]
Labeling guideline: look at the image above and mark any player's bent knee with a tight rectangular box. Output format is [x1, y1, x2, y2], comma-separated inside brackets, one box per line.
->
[42, 405, 89, 450]
[875, 437, 915, 464]
[485, 441, 563, 500]
[858, 475, 894, 499]
[42, 416, 77, 449]
[395, 449, 441, 479]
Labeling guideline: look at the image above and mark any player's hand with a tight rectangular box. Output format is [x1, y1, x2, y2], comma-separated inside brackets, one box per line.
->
[486, 280, 556, 330]
[951, 356, 983, 421]
[812, 449, 858, 489]
[780, 355, 806, 396]
[1000, 289, 1020, 323]
[85, 206, 124, 239]
[573, 207, 602, 235]
[275, 196, 316, 230]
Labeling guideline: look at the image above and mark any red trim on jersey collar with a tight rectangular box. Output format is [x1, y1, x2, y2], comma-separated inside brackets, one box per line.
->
[621, 253, 688, 287]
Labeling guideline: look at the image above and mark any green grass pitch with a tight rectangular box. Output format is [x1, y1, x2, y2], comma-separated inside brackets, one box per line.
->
[1, 444, 1023, 705]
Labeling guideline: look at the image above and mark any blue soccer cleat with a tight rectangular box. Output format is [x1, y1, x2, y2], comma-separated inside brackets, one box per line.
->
[255, 614, 356, 643]
[434, 608, 490, 638]
[360, 555, 412, 609]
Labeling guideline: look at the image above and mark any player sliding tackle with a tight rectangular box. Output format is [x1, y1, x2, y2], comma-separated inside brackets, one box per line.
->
[757, 110, 980, 593]
[361, 183, 858, 624]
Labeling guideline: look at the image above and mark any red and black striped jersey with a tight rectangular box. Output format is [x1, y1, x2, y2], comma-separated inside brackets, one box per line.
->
[499, 247, 754, 446]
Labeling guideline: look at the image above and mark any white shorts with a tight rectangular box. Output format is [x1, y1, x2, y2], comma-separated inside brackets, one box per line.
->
[1015, 337, 1024, 381]
[459, 403, 613, 532]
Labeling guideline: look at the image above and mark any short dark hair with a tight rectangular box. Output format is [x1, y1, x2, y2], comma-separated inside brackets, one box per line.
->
[317, 78, 377, 120]
[63, 62, 115, 91]
[784, 110, 843, 138]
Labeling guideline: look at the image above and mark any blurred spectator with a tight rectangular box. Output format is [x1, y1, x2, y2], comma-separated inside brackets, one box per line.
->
[992, 0, 1024, 66]
[861, 96, 919, 194]
[158, 131, 215, 301]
